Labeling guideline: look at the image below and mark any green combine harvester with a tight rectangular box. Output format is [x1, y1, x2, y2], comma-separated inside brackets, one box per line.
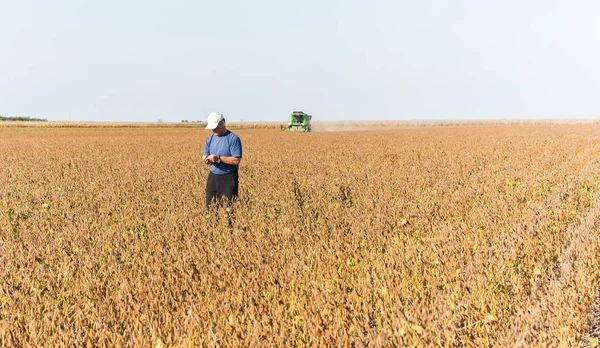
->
[281, 111, 312, 132]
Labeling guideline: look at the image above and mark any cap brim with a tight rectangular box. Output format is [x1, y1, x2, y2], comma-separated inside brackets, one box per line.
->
[205, 123, 218, 130]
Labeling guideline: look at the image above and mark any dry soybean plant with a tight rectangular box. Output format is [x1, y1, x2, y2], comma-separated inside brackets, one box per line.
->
[2, 124, 600, 346]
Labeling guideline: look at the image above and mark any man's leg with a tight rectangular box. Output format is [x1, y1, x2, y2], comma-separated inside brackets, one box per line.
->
[216, 171, 238, 204]
[206, 172, 219, 208]
[232, 171, 239, 199]
[218, 172, 238, 227]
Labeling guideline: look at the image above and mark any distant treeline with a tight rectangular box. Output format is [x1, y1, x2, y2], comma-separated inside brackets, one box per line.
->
[0, 116, 47, 121]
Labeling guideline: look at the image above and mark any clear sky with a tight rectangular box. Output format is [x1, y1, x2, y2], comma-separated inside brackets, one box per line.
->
[1, 1, 599, 122]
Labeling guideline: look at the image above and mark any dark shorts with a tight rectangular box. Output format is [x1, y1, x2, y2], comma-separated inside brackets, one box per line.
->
[206, 171, 239, 207]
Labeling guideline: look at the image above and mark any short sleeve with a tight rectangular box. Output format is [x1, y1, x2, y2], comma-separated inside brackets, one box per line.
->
[203, 136, 210, 156]
[230, 135, 242, 158]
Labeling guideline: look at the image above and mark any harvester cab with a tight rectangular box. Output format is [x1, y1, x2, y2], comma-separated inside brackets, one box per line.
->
[281, 111, 312, 132]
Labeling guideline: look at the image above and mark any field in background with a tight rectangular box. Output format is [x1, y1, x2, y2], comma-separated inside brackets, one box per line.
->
[4, 118, 600, 131]
[2, 123, 600, 346]
[0, 121, 285, 130]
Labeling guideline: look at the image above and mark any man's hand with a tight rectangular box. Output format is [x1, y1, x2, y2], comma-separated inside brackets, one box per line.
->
[204, 154, 220, 164]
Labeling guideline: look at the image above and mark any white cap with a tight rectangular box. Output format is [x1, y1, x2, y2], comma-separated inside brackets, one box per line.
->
[206, 112, 224, 130]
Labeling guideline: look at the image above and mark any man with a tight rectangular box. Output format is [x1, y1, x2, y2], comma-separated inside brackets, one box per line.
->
[202, 112, 243, 208]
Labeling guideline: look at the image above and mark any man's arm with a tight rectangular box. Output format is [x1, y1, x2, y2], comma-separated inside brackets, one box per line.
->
[204, 154, 241, 165]
[202, 136, 211, 164]
[220, 155, 241, 166]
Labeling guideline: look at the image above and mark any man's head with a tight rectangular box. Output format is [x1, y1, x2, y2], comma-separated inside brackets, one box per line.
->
[206, 112, 226, 134]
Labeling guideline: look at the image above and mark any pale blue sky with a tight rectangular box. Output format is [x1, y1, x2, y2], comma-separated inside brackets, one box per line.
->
[1, 1, 599, 122]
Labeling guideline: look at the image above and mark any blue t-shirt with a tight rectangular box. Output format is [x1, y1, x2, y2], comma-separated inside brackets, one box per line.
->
[203, 130, 242, 174]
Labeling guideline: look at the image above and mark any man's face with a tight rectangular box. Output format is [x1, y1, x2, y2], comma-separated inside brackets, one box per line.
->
[212, 120, 225, 134]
